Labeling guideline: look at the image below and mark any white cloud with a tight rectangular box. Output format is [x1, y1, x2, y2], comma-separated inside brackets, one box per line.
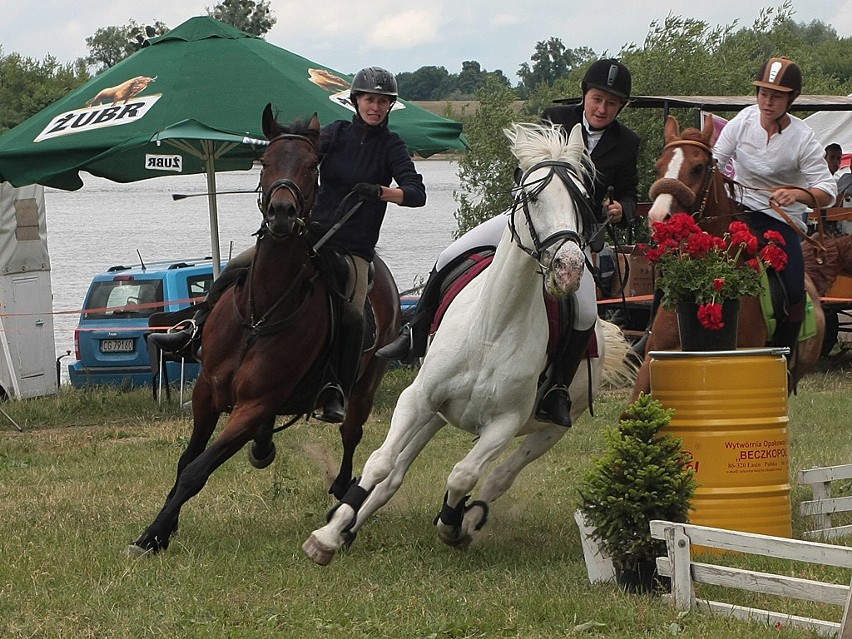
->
[367, 10, 440, 50]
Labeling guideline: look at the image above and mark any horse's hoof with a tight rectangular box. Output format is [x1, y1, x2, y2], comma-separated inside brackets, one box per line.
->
[123, 543, 154, 558]
[248, 442, 276, 469]
[435, 522, 473, 549]
[302, 533, 336, 566]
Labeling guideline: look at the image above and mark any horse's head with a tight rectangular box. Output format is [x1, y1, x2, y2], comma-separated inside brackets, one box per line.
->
[647, 115, 721, 225]
[258, 103, 320, 239]
[505, 122, 595, 297]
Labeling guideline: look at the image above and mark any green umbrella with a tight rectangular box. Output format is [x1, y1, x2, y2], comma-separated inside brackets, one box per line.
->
[0, 15, 467, 274]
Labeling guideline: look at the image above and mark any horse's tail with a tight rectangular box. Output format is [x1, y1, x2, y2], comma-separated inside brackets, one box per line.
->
[599, 319, 639, 387]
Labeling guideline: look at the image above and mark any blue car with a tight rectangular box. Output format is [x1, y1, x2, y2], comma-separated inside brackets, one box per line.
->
[69, 258, 221, 389]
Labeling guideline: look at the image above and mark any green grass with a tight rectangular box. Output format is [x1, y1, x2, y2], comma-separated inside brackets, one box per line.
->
[0, 359, 851, 638]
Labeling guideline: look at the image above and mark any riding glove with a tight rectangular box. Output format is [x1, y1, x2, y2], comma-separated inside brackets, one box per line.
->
[354, 183, 383, 202]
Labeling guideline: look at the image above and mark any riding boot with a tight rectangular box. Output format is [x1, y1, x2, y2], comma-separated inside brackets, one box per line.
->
[149, 303, 210, 354]
[317, 320, 365, 424]
[148, 266, 244, 355]
[377, 267, 443, 361]
[535, 325, 596, 427]
[773, 298, 805, 393]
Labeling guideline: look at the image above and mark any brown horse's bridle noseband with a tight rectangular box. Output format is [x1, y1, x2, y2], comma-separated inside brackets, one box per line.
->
[256, 133, 319, 236]
[648, 138, 718, 221]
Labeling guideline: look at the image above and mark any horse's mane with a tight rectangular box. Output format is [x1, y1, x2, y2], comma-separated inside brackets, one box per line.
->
[278, 117, 321, 142]
[504, 122, 594, 180]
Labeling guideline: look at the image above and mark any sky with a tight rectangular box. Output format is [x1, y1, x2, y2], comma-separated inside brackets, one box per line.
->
[3, 0, 852, 83]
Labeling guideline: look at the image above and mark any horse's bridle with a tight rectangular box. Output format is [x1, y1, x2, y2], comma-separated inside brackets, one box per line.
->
[648, 138, 718, 221]
[509, 159, 596, 265]
[256, 133, 319, 237]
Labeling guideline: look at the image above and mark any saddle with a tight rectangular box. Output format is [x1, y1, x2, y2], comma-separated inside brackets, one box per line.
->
[429, 248, 598, 359]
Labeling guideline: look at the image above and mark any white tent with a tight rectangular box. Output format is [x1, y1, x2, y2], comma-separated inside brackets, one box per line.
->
[804, 100, 852, 153]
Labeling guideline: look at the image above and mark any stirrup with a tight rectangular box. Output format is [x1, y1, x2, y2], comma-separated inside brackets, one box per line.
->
[535, 385, 573, 427]
[314, 383, 346, 424]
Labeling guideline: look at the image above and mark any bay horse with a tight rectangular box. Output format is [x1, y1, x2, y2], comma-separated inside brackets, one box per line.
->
[126, 105, 400, 556]
[303, 122, 636, 565]
[629, 115, 825, 403]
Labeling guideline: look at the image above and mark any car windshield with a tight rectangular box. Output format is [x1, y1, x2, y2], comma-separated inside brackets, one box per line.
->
[83, 280, 164, 319]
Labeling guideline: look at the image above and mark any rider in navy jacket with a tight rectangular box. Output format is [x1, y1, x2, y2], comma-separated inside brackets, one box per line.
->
[313, 113, 426, 261]
[313, 67, 426, 424]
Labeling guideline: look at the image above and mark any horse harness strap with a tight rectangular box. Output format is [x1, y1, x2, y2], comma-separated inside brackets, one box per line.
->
[257, 133, 318, 225]
[510, 159, 594, 260]
[652, 138, 717, 218]
[766, 196, 826, 263]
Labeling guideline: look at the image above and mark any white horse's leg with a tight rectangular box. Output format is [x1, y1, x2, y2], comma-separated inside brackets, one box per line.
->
[435, 415, 523, 548]
[303, 384, 440, 565]
[349, 415, 445, 530]
[461, 424, 568, 539]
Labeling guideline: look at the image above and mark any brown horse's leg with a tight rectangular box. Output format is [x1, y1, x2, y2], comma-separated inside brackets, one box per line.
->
[127, 393, 264, 556]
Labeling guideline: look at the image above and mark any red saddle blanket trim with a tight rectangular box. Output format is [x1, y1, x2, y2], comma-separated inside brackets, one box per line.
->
[430, 252, 598, 359]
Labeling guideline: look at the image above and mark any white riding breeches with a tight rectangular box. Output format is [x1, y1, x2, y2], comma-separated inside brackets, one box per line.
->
[435, 214, 597, 330]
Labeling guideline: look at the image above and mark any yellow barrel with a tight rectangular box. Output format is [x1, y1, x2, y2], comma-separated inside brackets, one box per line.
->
[649, 348, 791, 538]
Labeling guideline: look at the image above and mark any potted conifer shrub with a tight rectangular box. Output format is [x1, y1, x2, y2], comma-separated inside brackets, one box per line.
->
[578, 392, 696, 593]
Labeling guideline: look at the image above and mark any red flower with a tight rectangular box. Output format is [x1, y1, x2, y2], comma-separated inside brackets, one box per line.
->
[763, 230, 786, 246]
[697, 302, 724, 330]
[713, 278, 725, 291]
[760, 244, 788, 271]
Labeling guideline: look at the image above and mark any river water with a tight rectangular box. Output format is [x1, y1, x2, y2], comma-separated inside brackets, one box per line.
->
[45, 159, 461, 377]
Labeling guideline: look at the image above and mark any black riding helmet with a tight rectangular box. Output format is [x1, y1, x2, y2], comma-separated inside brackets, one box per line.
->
[582, 59, 632, 101]
[349, 66, 399, 106]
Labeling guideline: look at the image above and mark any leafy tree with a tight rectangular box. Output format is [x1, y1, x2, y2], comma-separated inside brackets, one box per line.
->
[397, 66, 453, 100]
[0, 51, 90, 133]
[398, 63, 512, 101]
[207, 0, 277, 36]
[517, 37, 594, 98]
[85, 20, 169, 72]
[453, 77, 527, 236]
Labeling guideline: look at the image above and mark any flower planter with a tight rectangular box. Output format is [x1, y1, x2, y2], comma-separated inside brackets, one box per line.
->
[676, 299, 740, 351]
[574, 510, 614, 584]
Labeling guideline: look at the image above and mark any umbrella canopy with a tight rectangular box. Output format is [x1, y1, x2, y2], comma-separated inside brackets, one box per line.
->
[0, 16, 467, 274]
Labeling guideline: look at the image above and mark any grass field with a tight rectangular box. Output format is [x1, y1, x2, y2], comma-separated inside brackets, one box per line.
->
[1, 354, 851, 638]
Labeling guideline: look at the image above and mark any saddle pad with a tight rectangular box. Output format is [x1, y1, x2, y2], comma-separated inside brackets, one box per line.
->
[429, 249, 597, 358]
[758, 272, 818, 342]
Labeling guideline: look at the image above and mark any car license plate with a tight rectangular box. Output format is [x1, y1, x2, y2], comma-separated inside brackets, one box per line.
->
[100, 338, 134, 353]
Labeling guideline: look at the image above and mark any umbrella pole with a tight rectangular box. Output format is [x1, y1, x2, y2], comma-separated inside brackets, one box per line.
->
[202, 141, 222, 278]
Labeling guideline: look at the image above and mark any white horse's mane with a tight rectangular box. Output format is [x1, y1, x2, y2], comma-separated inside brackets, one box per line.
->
[504, 121, 594, 179]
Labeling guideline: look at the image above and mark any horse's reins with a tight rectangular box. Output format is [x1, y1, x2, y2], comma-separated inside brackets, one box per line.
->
[240, 132, 322, 340]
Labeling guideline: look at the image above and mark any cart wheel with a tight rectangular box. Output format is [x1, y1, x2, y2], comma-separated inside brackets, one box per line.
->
[822, 310, 839, 357]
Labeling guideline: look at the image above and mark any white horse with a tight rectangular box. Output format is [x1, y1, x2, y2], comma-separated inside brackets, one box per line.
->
[303, 122, 634, 565]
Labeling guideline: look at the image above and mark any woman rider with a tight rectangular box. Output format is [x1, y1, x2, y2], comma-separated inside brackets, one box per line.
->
[712, 56, 836, 372]
[378, 59, 639, 428]
[156, 67, 426, 423]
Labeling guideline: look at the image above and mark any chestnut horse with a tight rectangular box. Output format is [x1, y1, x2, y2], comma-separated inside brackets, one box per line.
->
[630, 115, 825, 402]
[126, 106, 400, 556]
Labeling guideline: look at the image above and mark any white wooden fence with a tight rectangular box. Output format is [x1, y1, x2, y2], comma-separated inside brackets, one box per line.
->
[650, 520, 852, 638]
[799, 464, 852, 540]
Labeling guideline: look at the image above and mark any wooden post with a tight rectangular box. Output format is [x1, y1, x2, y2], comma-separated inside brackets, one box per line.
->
[839, 577, 852, 639]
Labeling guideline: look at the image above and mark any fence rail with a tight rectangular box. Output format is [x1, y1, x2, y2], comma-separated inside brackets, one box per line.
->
[650, 520, 852, 638]
[799, 464, 852, 539]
